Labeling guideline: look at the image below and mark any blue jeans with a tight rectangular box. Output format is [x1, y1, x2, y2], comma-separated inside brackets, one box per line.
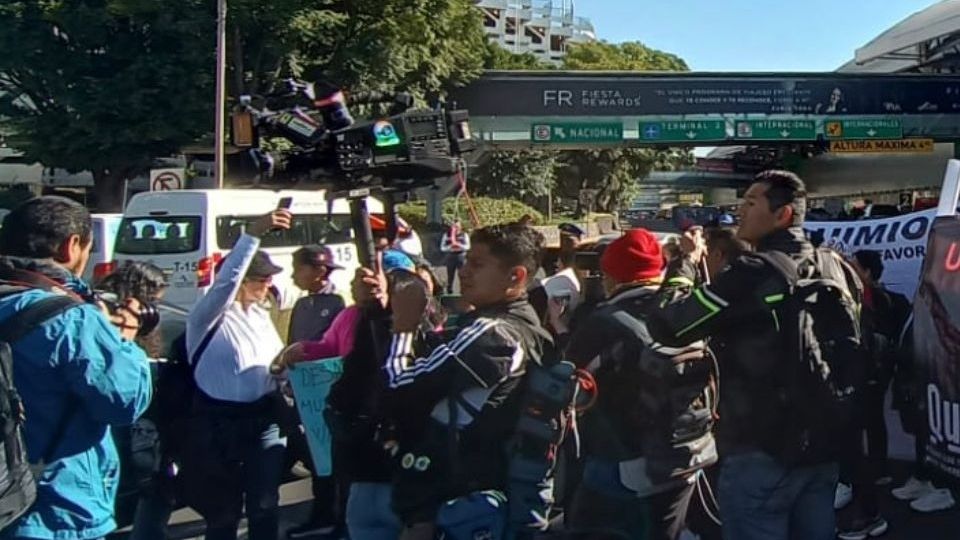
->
[718, 451, 838, 540]
[346, 483, 402, 540]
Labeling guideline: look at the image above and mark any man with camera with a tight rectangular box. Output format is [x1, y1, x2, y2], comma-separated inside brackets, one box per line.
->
[0, 196, 153, 540]
[551, 228, 717, 540]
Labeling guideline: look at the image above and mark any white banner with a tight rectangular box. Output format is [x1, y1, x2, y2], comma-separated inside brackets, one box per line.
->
[803, 208, 936, 300]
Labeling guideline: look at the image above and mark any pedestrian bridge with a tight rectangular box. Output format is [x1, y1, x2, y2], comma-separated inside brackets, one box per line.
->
[449, 71, 960, 150]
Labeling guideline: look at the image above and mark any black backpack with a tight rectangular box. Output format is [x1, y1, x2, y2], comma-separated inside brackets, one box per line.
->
[756, 249, 865, 466]
[0, 292, 81, 530]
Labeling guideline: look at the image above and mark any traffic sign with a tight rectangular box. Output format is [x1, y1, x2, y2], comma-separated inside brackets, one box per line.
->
[150, 168, 184, 191]
[640, 120, 727, 142]
[829, 138, 934, 154]
[735, 119, 816, 140]
[531, 123, 623, 143]
[824, 118, 902, 140]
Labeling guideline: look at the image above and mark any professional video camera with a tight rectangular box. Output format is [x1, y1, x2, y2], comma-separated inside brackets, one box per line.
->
[232, 79, 475, 191]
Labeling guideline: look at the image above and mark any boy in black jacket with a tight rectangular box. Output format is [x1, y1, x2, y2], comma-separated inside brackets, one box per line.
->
[381, 224, 552, 540]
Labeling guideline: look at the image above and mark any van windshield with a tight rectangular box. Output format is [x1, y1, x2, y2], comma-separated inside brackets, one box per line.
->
[216, 214, 352, 249]
[115, 217, 202, 255]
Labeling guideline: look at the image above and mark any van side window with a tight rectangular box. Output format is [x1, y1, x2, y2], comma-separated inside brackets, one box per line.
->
[216, 214, 352, 249]
[115, 217, 202, 255]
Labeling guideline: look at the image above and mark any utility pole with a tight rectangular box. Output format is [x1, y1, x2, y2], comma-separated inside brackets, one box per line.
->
[214, 0, 227, 189]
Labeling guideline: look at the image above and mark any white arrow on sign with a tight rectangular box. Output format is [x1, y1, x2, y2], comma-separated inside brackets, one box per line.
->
[685, 131, 697, 139]
[780, 130, 791, 138]
[555, 127, 567, 139]
[867, 129, 877, 137]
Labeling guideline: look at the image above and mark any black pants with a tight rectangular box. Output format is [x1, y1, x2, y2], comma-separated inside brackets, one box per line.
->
[864, 377, 891, 477]
[568, 481, 697, 540]
[445, 253, 465, 294]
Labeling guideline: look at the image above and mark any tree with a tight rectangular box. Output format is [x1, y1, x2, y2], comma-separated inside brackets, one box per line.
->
[228, 0, 487, 101]
[562, 41, 689, 72]
[557, 41, 693, 213]
[0, 0, 216, 210]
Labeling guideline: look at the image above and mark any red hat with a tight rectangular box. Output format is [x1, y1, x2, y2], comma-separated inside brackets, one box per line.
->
[600, 228, 664, 284]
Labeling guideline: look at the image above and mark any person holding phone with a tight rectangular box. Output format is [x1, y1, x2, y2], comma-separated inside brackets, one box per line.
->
[180, 209, 292, 540]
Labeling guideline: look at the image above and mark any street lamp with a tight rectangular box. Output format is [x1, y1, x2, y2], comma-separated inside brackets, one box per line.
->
[214, 0, 227, 189]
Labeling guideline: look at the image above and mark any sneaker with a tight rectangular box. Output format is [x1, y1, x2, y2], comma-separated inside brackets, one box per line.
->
[286, 520, 337, 539]
[910, 488, 957, 513]
[892, 476, 935, 501]
[837, 515, 889, 540]
[835, 482, 853, 510]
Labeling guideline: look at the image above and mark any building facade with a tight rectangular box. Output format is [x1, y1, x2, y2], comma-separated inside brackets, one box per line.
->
[474, 0, 596, 64]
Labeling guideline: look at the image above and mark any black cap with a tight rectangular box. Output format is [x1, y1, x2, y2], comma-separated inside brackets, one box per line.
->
[558, 222, 585, 238]
[246, 250, 284, 279]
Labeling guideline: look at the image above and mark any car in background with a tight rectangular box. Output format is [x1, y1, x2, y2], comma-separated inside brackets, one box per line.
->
[82, 213, 123, 284]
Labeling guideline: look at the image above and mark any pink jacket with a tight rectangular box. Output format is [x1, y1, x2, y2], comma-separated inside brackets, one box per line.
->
[298, 305, 361, 360]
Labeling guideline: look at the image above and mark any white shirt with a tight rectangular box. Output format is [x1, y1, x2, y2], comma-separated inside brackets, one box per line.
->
[186, 234, 284, 403]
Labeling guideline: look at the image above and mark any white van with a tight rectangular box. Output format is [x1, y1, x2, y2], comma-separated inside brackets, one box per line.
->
[82, 213, 123, 284]
[112, 189, 383, 309]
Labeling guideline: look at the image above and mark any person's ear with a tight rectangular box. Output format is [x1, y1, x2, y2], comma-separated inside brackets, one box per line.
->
[510, 266, 528, 287]
[775, 205, 794, 227]
[54, 234, 82, 264]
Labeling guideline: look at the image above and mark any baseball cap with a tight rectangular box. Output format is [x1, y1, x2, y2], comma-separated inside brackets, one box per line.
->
[558, 222, 586, 238]
[600, 228, 664, 284]
[293, 245, 345, 270]
[246, 250, 284, 279]
[382, 249, 416, 273]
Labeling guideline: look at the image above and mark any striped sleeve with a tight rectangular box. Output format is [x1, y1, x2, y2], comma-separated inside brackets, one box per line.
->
[385, 317, 500, 388]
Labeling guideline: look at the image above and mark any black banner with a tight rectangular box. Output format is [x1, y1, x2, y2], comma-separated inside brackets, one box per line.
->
[450, 72, 960, 117]
[915, 216, 960, 484]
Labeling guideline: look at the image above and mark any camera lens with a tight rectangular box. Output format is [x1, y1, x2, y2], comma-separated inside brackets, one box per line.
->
[137, 302, 160, 337]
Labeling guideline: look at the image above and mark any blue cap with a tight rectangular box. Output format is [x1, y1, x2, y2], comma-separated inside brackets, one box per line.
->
[382, 249, 415, 273]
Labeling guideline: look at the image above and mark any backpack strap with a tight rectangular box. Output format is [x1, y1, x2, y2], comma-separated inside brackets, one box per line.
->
[753, 251, 802, 287]
[189, 317, 224, 376]
[0, 293, 83, 466]
[0, 295, 82, 344]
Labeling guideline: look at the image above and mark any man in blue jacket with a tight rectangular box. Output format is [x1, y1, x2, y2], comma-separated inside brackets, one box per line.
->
[0, 196, 153, 540]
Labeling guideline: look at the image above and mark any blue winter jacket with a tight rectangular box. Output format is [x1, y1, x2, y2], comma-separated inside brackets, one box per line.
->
[0, 257, 152, 540]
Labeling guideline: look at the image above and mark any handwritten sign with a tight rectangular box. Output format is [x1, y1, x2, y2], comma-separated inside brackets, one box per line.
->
[287, 358, 343, 476]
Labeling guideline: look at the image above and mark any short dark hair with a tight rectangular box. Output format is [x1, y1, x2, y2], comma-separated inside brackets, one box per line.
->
[853, 249, 884, 281]
[96, 261, 169, 299]
[471, 223, 544, 279]
[0, 196, 92, 258]
[754, 170, 807, 226]
[706, 227, 749, 259]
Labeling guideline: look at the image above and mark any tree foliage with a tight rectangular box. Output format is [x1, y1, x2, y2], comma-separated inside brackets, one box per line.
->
[562, 41, 689, 72]
[0, 0, 216, 210]
[0, 0, 489, 210]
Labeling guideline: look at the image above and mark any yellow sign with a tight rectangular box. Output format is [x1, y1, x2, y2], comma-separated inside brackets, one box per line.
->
[829, 139, 935, 154]
[826, 121, 843, 138]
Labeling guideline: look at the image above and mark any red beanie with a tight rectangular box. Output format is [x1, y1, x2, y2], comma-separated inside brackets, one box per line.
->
[600, 228, 664, 284]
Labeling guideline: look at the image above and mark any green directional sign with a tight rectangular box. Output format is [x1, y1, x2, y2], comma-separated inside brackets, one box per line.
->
[825, 118, 902, 140]
[531, 123, 623, 144]
[640, 120, 727, 142]
[735, 119, 817, 141]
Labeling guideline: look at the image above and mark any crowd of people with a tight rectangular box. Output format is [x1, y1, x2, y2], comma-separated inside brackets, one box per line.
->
[0, 169, 953, 540]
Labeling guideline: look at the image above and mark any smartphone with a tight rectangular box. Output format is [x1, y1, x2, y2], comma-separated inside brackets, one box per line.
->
[277, 196, 293, 210]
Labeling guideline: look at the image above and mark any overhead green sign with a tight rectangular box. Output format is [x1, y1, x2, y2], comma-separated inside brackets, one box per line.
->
[640, 120, 727, 142]
[825, 118, 902, 140]
[531, 123, 623, 143]
[735, 119, 817, 141]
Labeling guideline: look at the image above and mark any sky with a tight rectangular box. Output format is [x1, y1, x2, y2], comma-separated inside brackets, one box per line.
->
[575, 0, 937, 71]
